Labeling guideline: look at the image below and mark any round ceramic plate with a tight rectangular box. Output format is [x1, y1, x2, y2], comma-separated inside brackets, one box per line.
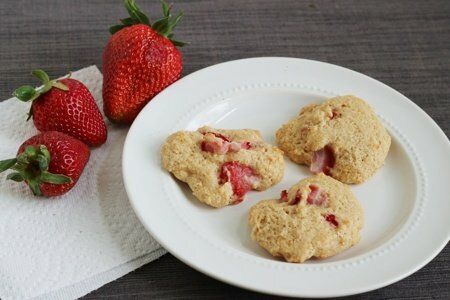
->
[123, 57, 450, 298]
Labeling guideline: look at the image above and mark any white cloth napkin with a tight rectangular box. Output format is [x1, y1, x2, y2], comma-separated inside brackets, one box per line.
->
[0, 66, 166, 300]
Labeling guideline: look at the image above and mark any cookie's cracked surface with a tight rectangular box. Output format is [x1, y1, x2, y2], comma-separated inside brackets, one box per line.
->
[162, 126, 284, 208]
[249, 173, 364, 263]
[276, 95, 391, 184]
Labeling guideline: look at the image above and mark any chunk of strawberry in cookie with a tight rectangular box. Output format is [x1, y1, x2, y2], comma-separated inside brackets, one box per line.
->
[330, 108, 340, 120]
[279, 190, 288, 202]
[201, 132, 251, 154]
[310, 145, 335, 175]
[279, 189, 301, 205]
[307, 184, 328, 206]
[289, 191, 302, 205]
[324, 213, 339, 227]
[201, 132, 229, 154]
[229, 141, 251, 152]
[219, 161, 259, 204]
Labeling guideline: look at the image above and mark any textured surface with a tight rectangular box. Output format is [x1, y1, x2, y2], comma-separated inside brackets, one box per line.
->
[249, 174, 364, 263]
[161, 126, 284, 207]
[31, 78, 108, 147]
[0, 0, 449, 299]
[276, 95, 391, 184]
[0, 66, 165, 300]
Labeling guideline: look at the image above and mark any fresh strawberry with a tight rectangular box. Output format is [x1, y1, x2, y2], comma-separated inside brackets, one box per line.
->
[12, 69, 107, 147]
[103, 0, 186, 124]
[0, 131, 90, 197]
[219, 161, 259, 204]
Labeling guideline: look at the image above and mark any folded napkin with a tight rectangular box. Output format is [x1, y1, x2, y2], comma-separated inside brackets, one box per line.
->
[0, 66, 166, 300]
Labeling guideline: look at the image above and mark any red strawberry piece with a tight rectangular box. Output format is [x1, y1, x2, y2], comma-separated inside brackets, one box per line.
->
[280, 190, 288, 202]
[310, 145, 335, 175]
[279, 189, 301, 205]
[201, 132, 251, 154]
[219, 161, 259, 204]
[12, 70, 107, 147]
[330, 108, 340, 120]
[289, 191, 302, 205]
[229, 141, 252, 152]
[102, 0, 186, 124]
[201, 133, 229, 154]
[201, 140, 228, 154]
[307, 184, 328, 206]
[324, 214, 339, 227]
[0, 131, 90, 197]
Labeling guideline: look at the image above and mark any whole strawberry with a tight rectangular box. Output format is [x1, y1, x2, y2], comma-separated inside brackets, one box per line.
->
[103, 0, 186, 124]
[0, 131, 90, 197]
[13, 69, 107, 147]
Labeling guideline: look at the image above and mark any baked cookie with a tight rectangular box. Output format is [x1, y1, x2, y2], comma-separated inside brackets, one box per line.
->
[161, 126, 284, 208]
[248, 173, 364, 263]
[276, 95, 391, 184]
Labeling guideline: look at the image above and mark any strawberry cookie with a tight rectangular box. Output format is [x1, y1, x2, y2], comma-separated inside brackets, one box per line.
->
[248, 173, 363, 263]
[276, 95, 391, 184]
[161, 126, 284, 208]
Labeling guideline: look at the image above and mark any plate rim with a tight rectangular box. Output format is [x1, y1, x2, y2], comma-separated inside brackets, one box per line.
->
[122, 57, 450, 298]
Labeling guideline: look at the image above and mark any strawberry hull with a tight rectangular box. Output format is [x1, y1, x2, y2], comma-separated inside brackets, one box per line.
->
[17, 132, 90, 197]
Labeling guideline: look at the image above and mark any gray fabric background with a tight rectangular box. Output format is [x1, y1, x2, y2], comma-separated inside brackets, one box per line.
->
[1, 0, 449, 298]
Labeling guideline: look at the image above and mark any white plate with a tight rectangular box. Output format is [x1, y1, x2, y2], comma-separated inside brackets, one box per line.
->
[123, 57, 450, 298]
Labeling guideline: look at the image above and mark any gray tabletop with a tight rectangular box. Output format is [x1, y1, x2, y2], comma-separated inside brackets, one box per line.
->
[1, 0, 449, 299]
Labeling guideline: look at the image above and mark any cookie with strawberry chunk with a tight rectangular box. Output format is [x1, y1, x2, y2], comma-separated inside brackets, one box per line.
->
[249, 173, 363, 263]
[276, 95, 391, 184]
[161, 126, 284, 208]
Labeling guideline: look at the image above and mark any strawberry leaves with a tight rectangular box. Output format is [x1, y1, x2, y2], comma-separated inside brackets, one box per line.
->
[51, 81, 69, 91]
[0, 158, 17, 172]
[12, 69, 69, 120]
[13, 69, 68, 102]
[161, 1, 171, 17]
[6, 172, 24, 182]
[124, 0, 150, 25]
[110, 0, 150, 34]
[13, 86, 39, 102]
[170, 39, 187, 47]
[32, 69, 50, 83]
[110, 0, 187, 47]
[40, 171, 72, 184]
[157, 11, 183, 37]
[109, 25, 127, 35]
[120, 17, 137, 26]
[0, 145, 72, 196]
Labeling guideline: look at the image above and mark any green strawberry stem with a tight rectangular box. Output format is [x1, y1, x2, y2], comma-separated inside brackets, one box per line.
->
[0, 145, 72, 196]
[110, 0, 187, 47]
[12, 69, 69, 120]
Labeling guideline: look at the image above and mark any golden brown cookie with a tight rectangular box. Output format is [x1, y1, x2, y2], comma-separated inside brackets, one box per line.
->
[248, 173, 364, 263]
[161, 126, 285, 208]
[276, 95, 391, 184]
